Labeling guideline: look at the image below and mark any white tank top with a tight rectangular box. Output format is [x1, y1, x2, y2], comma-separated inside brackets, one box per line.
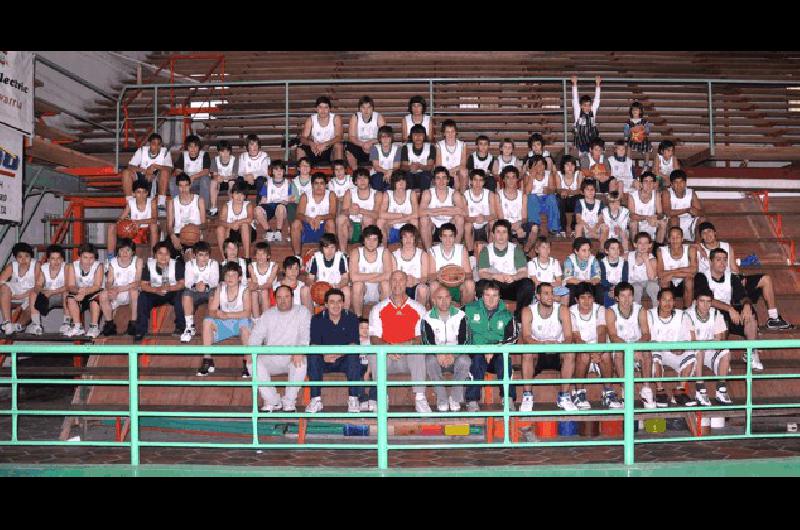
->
[487, 243, 518, 275]
[660, 245, 689, 286]
[627, 251, 652, 283]
[601, 206, 630, 231]
[704, 270, 733, 305]
[355, 111, 380, 141]
[529, 301, 565, 342]
[11, 261, 36, 291]
[311, 113, 336, 143]
[392, 248, 423, 279]
[558, 171, 580, 191]
[611, 303, 642, 343]
[42, 262, 65, 290]
[466, 189, 491, 228]
[499, 188, 523, 224]
[587, 154, 606, 170]
[251, 261, 276, 286]
[349, 187, 377, 223]
[687, 304, 722, 341]
[430, 244, 464, 269]
[438, 139, 465, 170]
[632, 189, 657, 217]
[110, 256, 138, 288]
[404, 114, 431, 139]
[470, 152, 495, 173]
[658, 154, 674, 176]
[375, 144, 400, 172]
[134, 146, 170, 169]
[294, 178, 312, 200]
[214, 155, 236, 178]
[570, 303, 603, 344]
[386, 189, 413, 229]
[146, 258, 176, 287]
[496, 154, 519, 172]
[225, 200, 249, 224]
[648, 308, 685, 344]
[609, 156, 634, 180]
[697, 241, 731, 275]
[328, 175, 354, 199]
[222, 258, 248, 284]
[310, 252, 345, 285]
[566, 254, 597, 281]
[239, 151, 270, 175]
[187, 258, 218, 287]
[305, 190, 331, 219]
[173, 194, 202, 234]
[128, 196, 152, 228]
[73, 260, 101, 289]
[358, 247, 385, 275]
[669, 188, 694, 217]
[602, 257, 625, 285]
[266, 178, 291, 203]
[528, 256, 561, 283]
[529, 171, 549, 195]
[181, 151, 206, 176]
[405, 143, 432, 166]
[219, 283, 247, 313]
[578, 198, 601, 226]
[429, 187, 456, 228]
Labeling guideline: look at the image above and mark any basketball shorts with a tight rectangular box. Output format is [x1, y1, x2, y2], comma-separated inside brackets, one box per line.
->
[689, 348, 730, 375]
[677, 215, 698, 241]
[472, 225, 489, 243]
[344, 142, 371, 166]
[596, 177, 616, 194]
[349, 222, 363, 244]
[183, 288, 213, 308]
[34, 293, 63, 316]
[637, 220, 658, 239]
[447, 285, 462, 303]
[364, 282, 381, 304]
[388, 227, 402, 245]
[652, 350, 696, 374]
[69, 292, 102, 314]
[229, 224, 257, 244]
[722, 302, 760, 337]
[299, 145, 334, 167]
[207, 317, 252, 343]
[301, 221, 328, 244]
[111, 290, 132, 311]
[8, 283, 32, 310]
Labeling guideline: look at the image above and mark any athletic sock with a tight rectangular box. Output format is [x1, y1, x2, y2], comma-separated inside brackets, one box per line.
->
[185, 315, 194, 329]
[768, 308, 779, 319]
[158, 195, 166, 207]
[32, 314, 41, 326]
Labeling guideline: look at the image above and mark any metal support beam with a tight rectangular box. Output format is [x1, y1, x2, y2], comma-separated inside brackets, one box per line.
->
[34, 55, 115, 102]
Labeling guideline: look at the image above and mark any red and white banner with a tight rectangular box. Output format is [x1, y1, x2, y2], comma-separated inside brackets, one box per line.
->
[0, 51, 34, 136]
[0, 124, 23, 222]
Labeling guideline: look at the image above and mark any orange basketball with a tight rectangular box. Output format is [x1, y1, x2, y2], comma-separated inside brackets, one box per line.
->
[116, 219, 139, 239]
[592, 164, 608, 178]
[311, 281, 332, 306]
[631, 125, 646, 144]
[302, 247, 316, 271]
[437, 264, 466, 288]
[179, 224, 202, 246]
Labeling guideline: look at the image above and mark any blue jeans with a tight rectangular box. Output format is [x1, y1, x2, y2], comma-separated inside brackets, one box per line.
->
[466, 353, 516, 402]
[526, 193, 561, 232]
[306, 354, 366, 399]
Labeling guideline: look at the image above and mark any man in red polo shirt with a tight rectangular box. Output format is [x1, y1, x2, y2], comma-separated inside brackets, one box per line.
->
[367, 270, 431, 413]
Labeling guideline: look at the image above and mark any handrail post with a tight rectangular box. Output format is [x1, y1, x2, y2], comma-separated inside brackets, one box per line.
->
[284, 82, 290, 161]
[562, 79, 569, 153]
[429, 80, 434, 126]
[746, 347, 753, 436]
[251, 351, 259, 446]
[376, 347, 388, 471]
[708, 81, 715, 157]
[115, 90, 123, 170]
[503, 351, 510, 445]
[623, 345, 635, 465]
[128, 351, 139, 466]
[11, 351, 17, 442]
[153, 86, 158, 133]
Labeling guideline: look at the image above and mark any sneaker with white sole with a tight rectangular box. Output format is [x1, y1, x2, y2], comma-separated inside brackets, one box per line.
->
[85, 324, 101, 339]
[448, 396, 461, 412]
[282, 400, 297, 412]
[672, 388, 697, 407]
[716, 386, 732, 404]
[260, 402, 282, 412]
[347, 396, 361, 413]
[305, 397, 323, 413]
[640, 387, 657, 409]
[519, 391, 535, 412]
[273, 232, 283, 242]
[557, 391, 578, 411]
[655, 389, 670, 408]
[602, 389, 623, 409]
[695, 388, 712, 407]
[437, 401, 449, 412]
[197, 358, 215, 376]
[2, 321, 15, 335]
[59, 321, 72, 335]
[180, 326, 195, 343]
[64, 324, 85, 337]
[466, 401, 480, 412]
[767, 315, 793, 331]
[573, 389, 591, 410]
[25, 322, 43, 335]
[748, 350, 764, 371]
[415, 394, 432, 414]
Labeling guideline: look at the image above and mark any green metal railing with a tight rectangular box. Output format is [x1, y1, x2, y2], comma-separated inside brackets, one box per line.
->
[1, 339, 799, 472]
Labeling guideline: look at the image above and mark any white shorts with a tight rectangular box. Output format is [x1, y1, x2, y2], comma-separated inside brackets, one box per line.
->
[653, 350, 696, 374]
[364, 282, 381, 304]
[8, 284, 31, 310]
[678, 215, 697, 241]
[637, 220, 657, 239]
[691, 348, 730, 375]
[607, 222, 628, 240]
[111, 290, 131, 311]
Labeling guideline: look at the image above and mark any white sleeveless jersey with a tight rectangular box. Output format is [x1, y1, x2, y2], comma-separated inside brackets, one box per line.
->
[486, 243, 519, 275]
[648, 308, 687, 345]
[10, 261, 36, 291]
[310, 252, 346, 285]
[587, 154, 606, 170]
[42, 262, 65, 290]
[251, 261, 276, 286]
[294, 178, 312, 200]
[186, 258, 219, 288]
[358, 247, 386, 274]
[349, 187, 377, 223]
[404, 114, 431, 139]
[611, 303, 643, 343]
[601, 257, 625, 285]
[311, 113, 336, 143]
[128, 196, 152, 228]
[601, 206, 630, 234]
[225, 200, 249, 224]
[697, 241, 731, 275]
[669, 188, 694, 218]
[529, 171, 550, 195]
[429, 187, 456, 228]
[272, 279, 302, 306]
[173, 194, 202, 234]
[466, 189, 491, 228]
[704, 270, 733, 305]
[660, 245, 689, 286]
[133, 146, 170, 169]
[405, 143, 432, 166]
[627, 251, 652, 283]
[355, 111, 380, 141]
[658, 154, 675, 176]
[222, 258, 249, 284]
[609, 156, 634, 180]
[214, 155, 236, 178]
[328, 175, 354, 199]
[219, 284, 247, 313]
[529, 302, 565, 342]
[570, 303, 604, 344]
[496, 155, 519, 172]
[109, 256, 138, 288]
[527, 257, 562, 283]
[632, 189, 657, 217]
[438, 140, 465, 170]
[72, 260, 102, 289]
[305, 190, 331, 219]
[374, 144, 400, 173]
[566, 253, 597, 281]
[578, 199, 602, 227]
[146, 258, 176, 287]
[266, 178, 291, 203]
[499, 188, 524, 224]
[686, 304, 724, 341]
[393, 248, 423, 279]
[470, 152, 495, 173]
[238, 151, 270, 176]
[430, 244, 465, 269]
[557, 171, 580, 191]
[385, 189, 412, 229]
[181, 151, 206, 176]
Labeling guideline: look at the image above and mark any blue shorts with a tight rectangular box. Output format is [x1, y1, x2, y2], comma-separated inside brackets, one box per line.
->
[260, 203, 279, 220]
[388, 227, 401, 244]
[207, 317, 252, 343]
[302, 221, 327, 243]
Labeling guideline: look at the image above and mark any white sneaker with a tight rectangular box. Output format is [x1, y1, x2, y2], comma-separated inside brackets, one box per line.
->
[273, 232, 283, 242]
[347, 396, 361, 413]
[366, 400, 377, 412]
[208, 207, 218, 217]
[415, 394, 432, 414]
[260, 402, 283, 412]
[437, 402, 449, 412]
[751, 351, 764, 371]
[466, 401, 480, 412]
[2, 321, 15, 335]
[573, 389, 591, 410]
[282, 400, 297, 412]
[264, 230, 274, 242]
[519, 391, 534, 412]
[557, 391, 578, 411]
[640, 387, 657, 409]
[85, 325, 101, 339]
[448, 396, 461, 412]
[180, 326, 195, 343]
[64, 324, 85, 337]
[716, 386, 732, 404]
[59, 322, 72, 336]
[305, 397, 323, 413]
[25, 322, 43, 335]
[696, 388, 712, 407]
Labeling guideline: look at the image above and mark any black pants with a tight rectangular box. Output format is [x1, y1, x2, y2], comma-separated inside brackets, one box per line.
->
[136, 291, 185, 336]
[475, 278, 534, 319]
[557, 194, 581, 232]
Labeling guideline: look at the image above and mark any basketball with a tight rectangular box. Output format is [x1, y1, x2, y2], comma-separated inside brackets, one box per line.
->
[179, 224, 202, 246]
[311, 281, 332, 306]
[116, 219, 139, 239]
[302, 247, 316, 271]
[631, 125, 646, 144]
[592, 164, 608, 178]
[437, 264, 466, 288]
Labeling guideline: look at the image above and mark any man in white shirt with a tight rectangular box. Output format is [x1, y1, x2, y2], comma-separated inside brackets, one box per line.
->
[122, 133, 173, 216]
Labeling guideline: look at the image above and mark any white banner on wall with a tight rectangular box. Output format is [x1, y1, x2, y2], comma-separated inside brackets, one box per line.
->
[0, 51, 34, 136]
[0, 124, 23, 223]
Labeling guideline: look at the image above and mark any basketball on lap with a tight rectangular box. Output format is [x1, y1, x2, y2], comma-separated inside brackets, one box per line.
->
[631, 125, 646, 143]
[437, 264, 466, 287]
[311, 281, 332, 306]
[117, 219, 139, 239]
[179, 224, 202, 246]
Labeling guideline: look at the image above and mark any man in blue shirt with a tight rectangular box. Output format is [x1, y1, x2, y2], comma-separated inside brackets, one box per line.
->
[307, 288, 363, 413]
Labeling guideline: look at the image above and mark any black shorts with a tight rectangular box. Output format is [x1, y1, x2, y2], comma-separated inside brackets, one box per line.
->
[68, 292, 101, 314]
[228, 224, 257, 244]
[472, 225, 489, 243]
[344, 142, 371, 166]
[669, 281, 687, 300]
[596, 177, 616, 194]
[742, 274, 764, 304]
[722, 304, 758, 337]
[34, 293, 63, 316]
[299, 145, 334, 167]
[432, 224, 452, 243]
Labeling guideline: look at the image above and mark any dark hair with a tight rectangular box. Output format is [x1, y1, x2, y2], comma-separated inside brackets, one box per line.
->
[604, 238, 621, 251]
[377, 125, 393, 138]
[116, 238, 135, 253]
[481, 279, 502, 294]
[634, 231, 653, 243]
[709, 248, 728, 261]
[354, 167, 370, 180]
[357, 95, 374, 108]
[12, 242, 34, 258]
[283, 255, 301, 269]
[614, 139, 626, 148]
[147, 133, 162, 144]
[639, 170, 656, 183]
[439, 222, 457, 237]
[440, 119, 457, 133]
[574, 281, 595, 298]
[319, 232, 338, 249]
[535, 281, 552, 295]
[502, 166, 520, 180]
[657, 140, 675, 154]
[469, 169, 486, 181]
[311, 171, 327, 184]
[527, 154, 546, 169]
[231, 182, 247, 195]
[297, 157, 311, 167]
[433, 166, 450, 178]
[153, 241, 171, 255]
[77, 243, 97, 259]
[629, 101, 644, 118]
[245, 134, 261, 148]
[614, 281, 635, 297]
[475, 135, 490, 144]
[223, 261, 242, 277]
[223, 237, 240, 251]
[133, 180, 150, 192]
[499, 137, 514, 149]
[657, 288, 673, 301]
[398, 223, 419, 244]
[407, 95, 427, 114]
[492, 219, 512, 234]
[697, 221, 715, 234]
[325, 288, 345, 303]
[332, 161, 348, 173]
[579, 94, 592, 105]
[559, 155, 578, 173]
[535, 236, 549, 248]
[669, 169, 687, 183]
[391, 170, 409, 190]
[217, 140, 232, 153]
[274, 284, 293, 298]
[254, 241, 271, 255]
[607, 190, 621, 202]
[580, 178, 596, 192]
[315, 96, 332, 107]
[362, 224, 383, 245]
[358, 317, 369, 325]
[668, 225, 683, 238]
[572, 237, 591, 252]
[176, 173, 191, 185]
[695, 288, 714, 301]
[589, 138, 605, 150]
[527, 133, 544, 150]
[193, 241, 211, 254]
[45, 244, 65, 260]
[270, 159, 286, 171]
[409, 124, 427, 139]
[184, 134, 201, 149]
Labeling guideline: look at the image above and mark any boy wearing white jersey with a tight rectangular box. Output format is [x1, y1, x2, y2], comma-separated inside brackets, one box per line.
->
[306, 233, 350, 310]
[563, 237, 603, 305]
[134, 241, 186, 342]
[64, 243, 105, 338]
[527, 237, 569, 304]
[648, 288, 696, 407]
[492, 138, 521, 178]
[598, 238, 629, 308]
[574, 179, 608, 242]
[377, 171, 417, 246]
[606, 282, 655, 409]
[208, 140, 239, 217]
[519, 282, 576, 412]
[273, 256, 312, 311]
[291, 172, 337, 257]
[600, 191, 630, 252]
[220, 238, 249, 286]
[237, 134, 271, 193]
[349, 225, 393, 318]
[627, 232, 660, 307]
[419, 167, 467, 250]
[27, 244, 70, 335]
[391, 224, 430, 307]
[694, 222, 738, 275]
[435, 120, 468, 192]
[340, 168, 382, 253]
[657, 226, 697, 308]
[608, 141, 636, 197]
[248, 242, 278, 317]
[401, 95, 433, 143]
[216, 183, 254, 259]
[170, 135, 211, 213]
[662, 170, 704, 242]
[477, 219, 535, 320]
[427, 222, 476, 305]
[580, 139, 616, 195]
[300, 96, 343, 166]
[179, 242, 219, 343]
[345, 96, 385, 170]
[497, 167, 533, 250]
[166, 174, 207, 253]
[524, 155, 562, 239]
[0, 243, 37, 335]
[107, 180, 158, 260]
[555, 155, 584, 238]
[255, 160, 296, 243]
[525, 133, 554, 173]
[463, 170, 499, 257]
[328, 160, 355, 207]
[122, 133, 172, 216]
[628, 171, 667, 244]
[570, 282, 620, 410]
[686, 289, 731, 406]
[97, 239, 143, 337]
[401, 124, 436, 191]
[369, 125, 401, 192]
[654, 141, 680, 190]
[465, 136, 496, 192]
